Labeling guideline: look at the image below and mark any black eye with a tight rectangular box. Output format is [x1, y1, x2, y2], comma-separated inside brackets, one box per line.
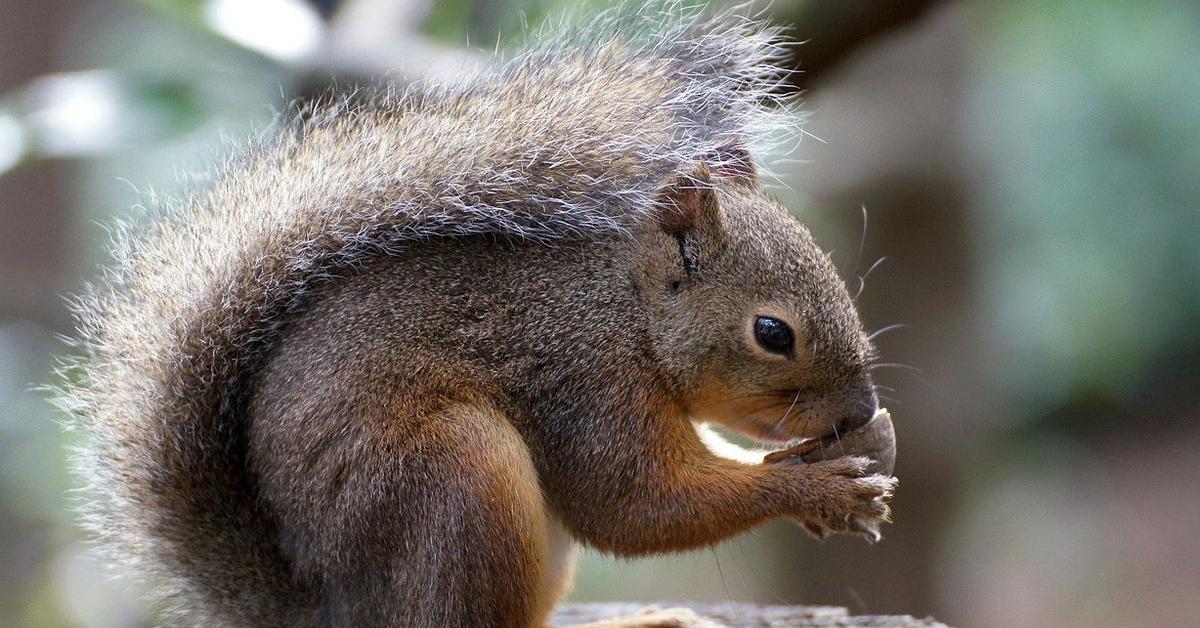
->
[754, 316, 794, 355]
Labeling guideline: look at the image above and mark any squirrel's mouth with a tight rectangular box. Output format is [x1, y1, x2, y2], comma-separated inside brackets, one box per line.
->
[720, 396, 842, 446]
[722, 392, 880, 449]
[696, 387, 878, 447]
[744, 418, 843, 447]
[761, 428, 847, 462]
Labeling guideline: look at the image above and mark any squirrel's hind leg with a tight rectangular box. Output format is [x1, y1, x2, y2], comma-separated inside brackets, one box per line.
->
[278, 399, 565, 627]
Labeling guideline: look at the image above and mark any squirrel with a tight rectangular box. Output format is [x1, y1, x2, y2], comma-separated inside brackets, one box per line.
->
[56, 6, 897, 627]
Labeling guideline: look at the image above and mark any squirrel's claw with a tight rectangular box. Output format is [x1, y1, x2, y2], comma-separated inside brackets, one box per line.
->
[847, 514, 882, 543]
[801, 520, 830, 541]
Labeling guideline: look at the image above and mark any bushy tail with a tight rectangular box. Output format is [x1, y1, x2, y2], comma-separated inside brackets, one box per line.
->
[54, 4, 794, 624]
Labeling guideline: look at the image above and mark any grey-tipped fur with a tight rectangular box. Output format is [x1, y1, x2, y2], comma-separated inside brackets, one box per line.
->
[54, 4, 796, 625]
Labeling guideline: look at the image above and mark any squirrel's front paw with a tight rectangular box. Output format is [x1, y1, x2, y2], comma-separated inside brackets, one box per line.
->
[777, 456, 897, 542]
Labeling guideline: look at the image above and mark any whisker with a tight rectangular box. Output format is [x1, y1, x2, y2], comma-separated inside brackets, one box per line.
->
[856, 204, 869, 270]
[854, 256, 887, 301]
[861, 256, 887, 282]
[770, 390, 803, 436]
[867, 323, 909, 342]
[744, 399, 799, 415]
[867, 362, 923, 374]
[785, 395, 812, 441]
[868, 361, 931, 388]
[711, 548, 733, 611]
[725, 390, 799, 403]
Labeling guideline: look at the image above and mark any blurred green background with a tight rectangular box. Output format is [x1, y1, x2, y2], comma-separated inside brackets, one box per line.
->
[2, 1, 1198, 626]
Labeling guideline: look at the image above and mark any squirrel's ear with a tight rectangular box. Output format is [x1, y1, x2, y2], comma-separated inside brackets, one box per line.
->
[707, 143, 758, 186]
[654, 165, 722, 275]
[655, 164, 719, 237]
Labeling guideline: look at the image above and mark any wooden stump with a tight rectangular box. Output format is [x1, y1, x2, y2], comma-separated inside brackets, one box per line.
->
[552, 603, 949, 627]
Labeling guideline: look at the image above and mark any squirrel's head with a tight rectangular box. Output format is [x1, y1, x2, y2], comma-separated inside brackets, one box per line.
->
[637, 154, 878, 445]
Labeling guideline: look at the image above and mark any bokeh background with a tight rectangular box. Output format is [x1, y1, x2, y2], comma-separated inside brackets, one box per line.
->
[2, 1, 1198, 626]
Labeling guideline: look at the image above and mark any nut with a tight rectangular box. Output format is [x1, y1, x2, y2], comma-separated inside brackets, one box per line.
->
[762, 408, 896, 476]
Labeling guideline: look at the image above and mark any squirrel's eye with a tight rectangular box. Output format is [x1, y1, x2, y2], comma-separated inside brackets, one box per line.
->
[754, 316, 794, 355]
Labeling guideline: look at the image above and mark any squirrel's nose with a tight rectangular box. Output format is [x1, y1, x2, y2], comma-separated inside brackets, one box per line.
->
[805, 372, 879, 438]
[836, 378, 878, 434]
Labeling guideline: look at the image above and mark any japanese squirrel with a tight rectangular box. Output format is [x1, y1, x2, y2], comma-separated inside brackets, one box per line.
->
[58, 6, 897, 627]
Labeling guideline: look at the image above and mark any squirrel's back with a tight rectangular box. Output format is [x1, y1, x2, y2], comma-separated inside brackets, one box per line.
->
[55, 5, 793, 625]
